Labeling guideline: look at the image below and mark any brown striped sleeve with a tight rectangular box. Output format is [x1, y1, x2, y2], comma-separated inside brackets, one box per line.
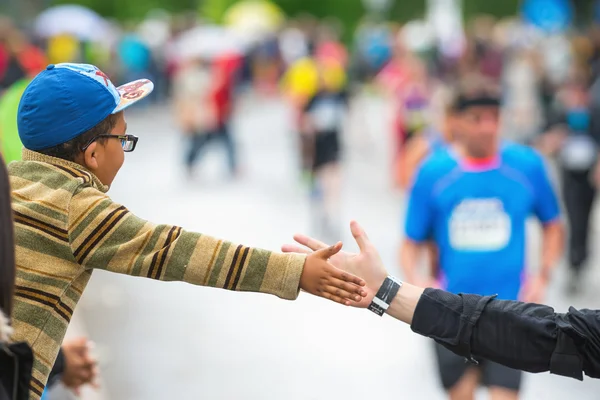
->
[67, 187, 307, 300]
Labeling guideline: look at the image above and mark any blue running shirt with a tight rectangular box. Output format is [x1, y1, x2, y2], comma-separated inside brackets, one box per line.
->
[405, 142, 560, 300]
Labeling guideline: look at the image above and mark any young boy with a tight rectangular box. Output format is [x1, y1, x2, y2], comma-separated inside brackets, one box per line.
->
[8, 63, 366, 399]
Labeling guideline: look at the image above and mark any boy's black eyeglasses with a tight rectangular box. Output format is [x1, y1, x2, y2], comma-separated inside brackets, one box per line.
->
[81, 134, 139, 152]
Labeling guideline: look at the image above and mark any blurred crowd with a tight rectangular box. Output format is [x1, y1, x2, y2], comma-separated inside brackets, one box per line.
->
[2, 2, 600, 399]
[2, 4, 600, 283]
[3, 4, 600, 275]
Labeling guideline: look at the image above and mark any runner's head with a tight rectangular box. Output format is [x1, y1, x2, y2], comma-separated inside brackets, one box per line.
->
[454, 80, 501, 158]
[17, 63, 153, 186]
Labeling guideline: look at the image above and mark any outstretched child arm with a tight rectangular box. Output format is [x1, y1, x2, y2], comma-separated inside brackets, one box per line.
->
[68, 188, 366, 304]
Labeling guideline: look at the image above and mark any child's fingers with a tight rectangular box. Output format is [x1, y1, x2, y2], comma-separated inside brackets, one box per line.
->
[315, 241, 342, 259]
[322, 292, 351, 306]
[329, 267, 366, 286]
[322, 285, 363, 303]
[327, 278, 367, 296]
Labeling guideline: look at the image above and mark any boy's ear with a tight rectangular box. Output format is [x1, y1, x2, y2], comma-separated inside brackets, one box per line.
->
[82, 142, 99, 171]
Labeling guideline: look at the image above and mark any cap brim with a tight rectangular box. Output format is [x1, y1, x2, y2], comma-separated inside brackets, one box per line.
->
[112, 79, 154, 114]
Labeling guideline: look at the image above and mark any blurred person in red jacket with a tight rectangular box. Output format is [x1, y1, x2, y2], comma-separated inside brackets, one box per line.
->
[0, 24, 46, 91]
[210, 53, 243, 176]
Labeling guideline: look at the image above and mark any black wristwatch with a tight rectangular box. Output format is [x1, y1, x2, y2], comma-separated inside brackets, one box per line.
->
[368, 276, 403, 316]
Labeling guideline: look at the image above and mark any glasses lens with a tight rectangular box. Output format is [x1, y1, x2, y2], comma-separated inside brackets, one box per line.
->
[122, 139, 134, 152]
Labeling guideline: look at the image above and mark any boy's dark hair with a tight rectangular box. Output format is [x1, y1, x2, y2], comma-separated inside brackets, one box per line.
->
[37, 113, 119, 162]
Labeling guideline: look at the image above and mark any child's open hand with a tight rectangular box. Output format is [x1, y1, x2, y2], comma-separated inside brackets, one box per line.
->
[300, 242, 367, 305]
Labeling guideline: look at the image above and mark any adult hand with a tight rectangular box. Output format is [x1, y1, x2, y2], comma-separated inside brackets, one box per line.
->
[283, 221, 388, 308]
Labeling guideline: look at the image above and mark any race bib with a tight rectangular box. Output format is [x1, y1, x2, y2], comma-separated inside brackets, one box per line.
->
[310, 99, 343, 132]
[559, 134, 597, 171]
[449, 198, 511, 251]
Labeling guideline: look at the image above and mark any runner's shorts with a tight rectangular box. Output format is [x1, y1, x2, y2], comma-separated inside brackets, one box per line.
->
[434, 343, 522, 391]
[313, 130, 340, 171]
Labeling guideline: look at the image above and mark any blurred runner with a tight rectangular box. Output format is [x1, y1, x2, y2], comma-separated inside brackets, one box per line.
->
[377, 44, 432, 188]
[0, 26, 46, 92]
[401, 85, 564, 400]
[252, 34, 282, 95]
[396, 85, 457, 190]
[118, 33, 152, 83]
[210, 53, 243, 177]
[281, 42, 346, 184]
[538, 69, 597, 294]
[172, 58, 217, 177]
[301, 54, 348, 241]
[0, 27, 46, 162]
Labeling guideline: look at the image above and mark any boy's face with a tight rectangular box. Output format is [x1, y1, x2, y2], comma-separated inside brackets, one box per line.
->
[80, 112, 127, 187]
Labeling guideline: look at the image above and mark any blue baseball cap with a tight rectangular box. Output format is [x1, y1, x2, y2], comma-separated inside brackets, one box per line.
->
[17, 63, 154, 151]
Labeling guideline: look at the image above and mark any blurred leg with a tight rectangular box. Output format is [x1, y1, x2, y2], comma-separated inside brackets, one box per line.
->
[185, 132, 210, 173]
[483, 361, 522, 400]
[448, 369, 479, 400]
[435, 343, 478, 400]
[562, 168, 595, 293]
[489, 387, 519, 400]
[312, 131, 342, 240]
[578, 170, 596, 268]
[318, 162, 342, 240]
[217, 122, 237, 175]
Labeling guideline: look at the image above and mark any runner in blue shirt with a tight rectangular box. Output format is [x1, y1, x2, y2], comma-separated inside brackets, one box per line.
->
[400, 86, 564, 400]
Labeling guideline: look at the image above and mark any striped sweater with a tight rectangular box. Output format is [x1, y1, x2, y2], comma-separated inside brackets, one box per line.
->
[8, 149, 307, 400]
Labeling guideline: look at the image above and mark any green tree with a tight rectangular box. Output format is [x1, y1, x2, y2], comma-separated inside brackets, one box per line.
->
[462, 0, 520, 18]
[201, 0, 238, 23]
[50, 0, 197, 21]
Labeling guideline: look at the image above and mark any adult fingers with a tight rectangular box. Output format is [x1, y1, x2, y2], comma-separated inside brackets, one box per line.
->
[293, 233, 329, 251]
[281, 244, 311, 254]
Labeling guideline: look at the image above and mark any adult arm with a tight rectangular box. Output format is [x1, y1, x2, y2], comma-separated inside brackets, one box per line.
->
[387, 285, 600, 380]
[283, 221, 597, 380]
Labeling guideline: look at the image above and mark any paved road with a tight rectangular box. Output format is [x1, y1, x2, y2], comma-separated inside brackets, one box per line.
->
[73, 94, 600, 399]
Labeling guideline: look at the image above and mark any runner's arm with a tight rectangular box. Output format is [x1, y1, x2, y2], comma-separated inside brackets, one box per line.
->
[401, 165, 435, 285]
[539, 222, 564, 280]
[386, 285, 600, 380]
[399, 240, 424, 285]
[397, 136, 430, 190]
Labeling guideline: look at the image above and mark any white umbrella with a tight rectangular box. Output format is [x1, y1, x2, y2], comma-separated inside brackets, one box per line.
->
[176, 26, 248, 61]
[35, 4, 111, 42]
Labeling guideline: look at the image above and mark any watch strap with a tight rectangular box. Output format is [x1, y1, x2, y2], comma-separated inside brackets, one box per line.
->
[368, 276, 402, 316]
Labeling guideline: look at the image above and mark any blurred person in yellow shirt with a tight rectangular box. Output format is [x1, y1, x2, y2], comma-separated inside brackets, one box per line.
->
[281, 42, 347, 182]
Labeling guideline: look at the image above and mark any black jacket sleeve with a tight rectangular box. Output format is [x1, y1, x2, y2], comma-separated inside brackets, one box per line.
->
[410, 289, 600, 380]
